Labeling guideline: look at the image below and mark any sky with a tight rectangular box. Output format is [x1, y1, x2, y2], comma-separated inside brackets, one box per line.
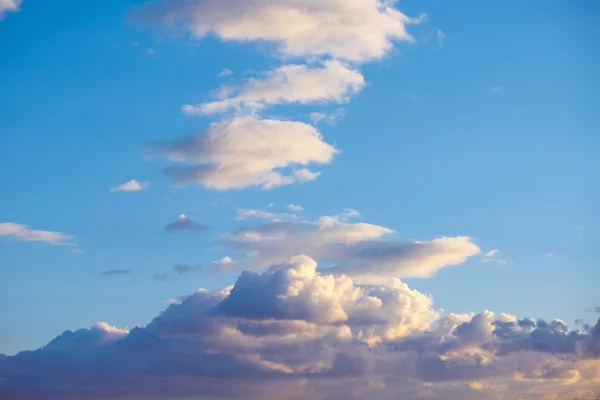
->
[0, 0, 599, 399]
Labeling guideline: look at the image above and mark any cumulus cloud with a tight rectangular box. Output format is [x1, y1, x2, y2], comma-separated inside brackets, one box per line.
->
[0, 222, 76, 247]
[155, 117, 338, 190]
[220, 210, 480, 279]
[1, 257, 598, 399]
[164, 214, 207, 233]
[132, 0, 426, 62]
[182, 61, 365, 115]
[109, 179, 150, 192]
[0, 0, 20, 19]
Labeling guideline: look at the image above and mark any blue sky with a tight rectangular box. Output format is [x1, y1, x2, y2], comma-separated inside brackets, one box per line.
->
[0, 2, 599, 397]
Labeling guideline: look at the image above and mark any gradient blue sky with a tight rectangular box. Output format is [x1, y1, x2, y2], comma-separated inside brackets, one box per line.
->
[0, 0, 598, 358]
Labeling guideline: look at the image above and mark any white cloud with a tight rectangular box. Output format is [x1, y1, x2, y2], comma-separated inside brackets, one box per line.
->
[285, 204, 303, 212]
[236, 208, 298, 222]
[221, 210, 480, 278]
[0, 222, 75, 247]
[0, 0, 20, 19]
[109, 179, 150, 192]
[437, 28, 446, 46]
[133, 0, 426, 62]
[155, 117, 338, 190]
[218, 68, 234, 77]
[490, 86, 504, 94]
[182, 61, 364, 116]
[309, 108, 346, 125]
[482, 249, 508, 265]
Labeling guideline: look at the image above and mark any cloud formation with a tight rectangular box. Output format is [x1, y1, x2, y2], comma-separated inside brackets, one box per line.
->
[133, 0, 425, 62]
[220, 210, 480, 279]
[0, 222, 75, 247]
[155, 117, 338, 190]
[100, 269, 132, 277]
[109, 179, 150, 192]
[0, 0, 20, 19]
[1, 256, 598, 399]
[182, 61, 365, 116]
[164, 214, 207, 233]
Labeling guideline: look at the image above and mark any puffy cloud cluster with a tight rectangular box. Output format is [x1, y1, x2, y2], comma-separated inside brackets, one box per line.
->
[220, 211, 480, 279]
[1, 256, 598, 399]
[139, 0, 425, 190]
[155, 117, 337, 190]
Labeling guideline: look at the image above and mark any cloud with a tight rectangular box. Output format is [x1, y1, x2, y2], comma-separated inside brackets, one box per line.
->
[109, 179, 150, 192]
[490, 86, 504, 94]
[0, 0, 20, 19]
[437, 29, 446, 46]
[309, 108, 346, 125]
[154, 117, 338, 190]
[285, 204, 303, 212]
[236, 208, 299, 221]
[1, 258, 598, 399]
[0, 222, 76, 247]
[220, 210, 480, 278]
[481, 249, 508, 265]
[182, 61, 365, 116]
[101, 270, 131, 277]
[164, 214, 207, 233]
[218, 68, 234, 77]
[132, 0, 426, 62]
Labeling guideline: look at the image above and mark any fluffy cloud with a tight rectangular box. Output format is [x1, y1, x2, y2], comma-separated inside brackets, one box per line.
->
[155, 117, 338, 190]
[109, 179, 150, 192]
[1, 257, 598, 399]
[164, 214, 207, 233]
[182, 61, 364, 115]
[0, 222, 75, 247]
[220, 211, 480, 279]
[132, 0, 425, 62]
[0, 0, 20, 19]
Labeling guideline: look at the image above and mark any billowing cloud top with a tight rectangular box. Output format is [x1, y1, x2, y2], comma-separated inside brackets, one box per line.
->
[132, 0, 425, 62]
[1, 256, 598, 399]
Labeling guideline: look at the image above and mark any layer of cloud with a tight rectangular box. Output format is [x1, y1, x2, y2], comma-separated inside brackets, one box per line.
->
[182, 61, 364, 116]
[155, 117, 338, 190]
[164, 214, 207, 233]
[0, 0, 20, 19]
[219, 210, 480, 279]
[109, 179, 150, 192]
[1, 257, 598, 399]
[132, 0, 426, 62]
[0, 222, 75, 247]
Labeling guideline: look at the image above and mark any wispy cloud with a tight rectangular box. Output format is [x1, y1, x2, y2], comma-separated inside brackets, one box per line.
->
[490, 86, 504, 94]
[436, 28, 446, 46]
[101, 269, 131, 277]
[109, 179, 149, 193]
[0, 222, 76, 247]
[482, 249, 508, 265]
